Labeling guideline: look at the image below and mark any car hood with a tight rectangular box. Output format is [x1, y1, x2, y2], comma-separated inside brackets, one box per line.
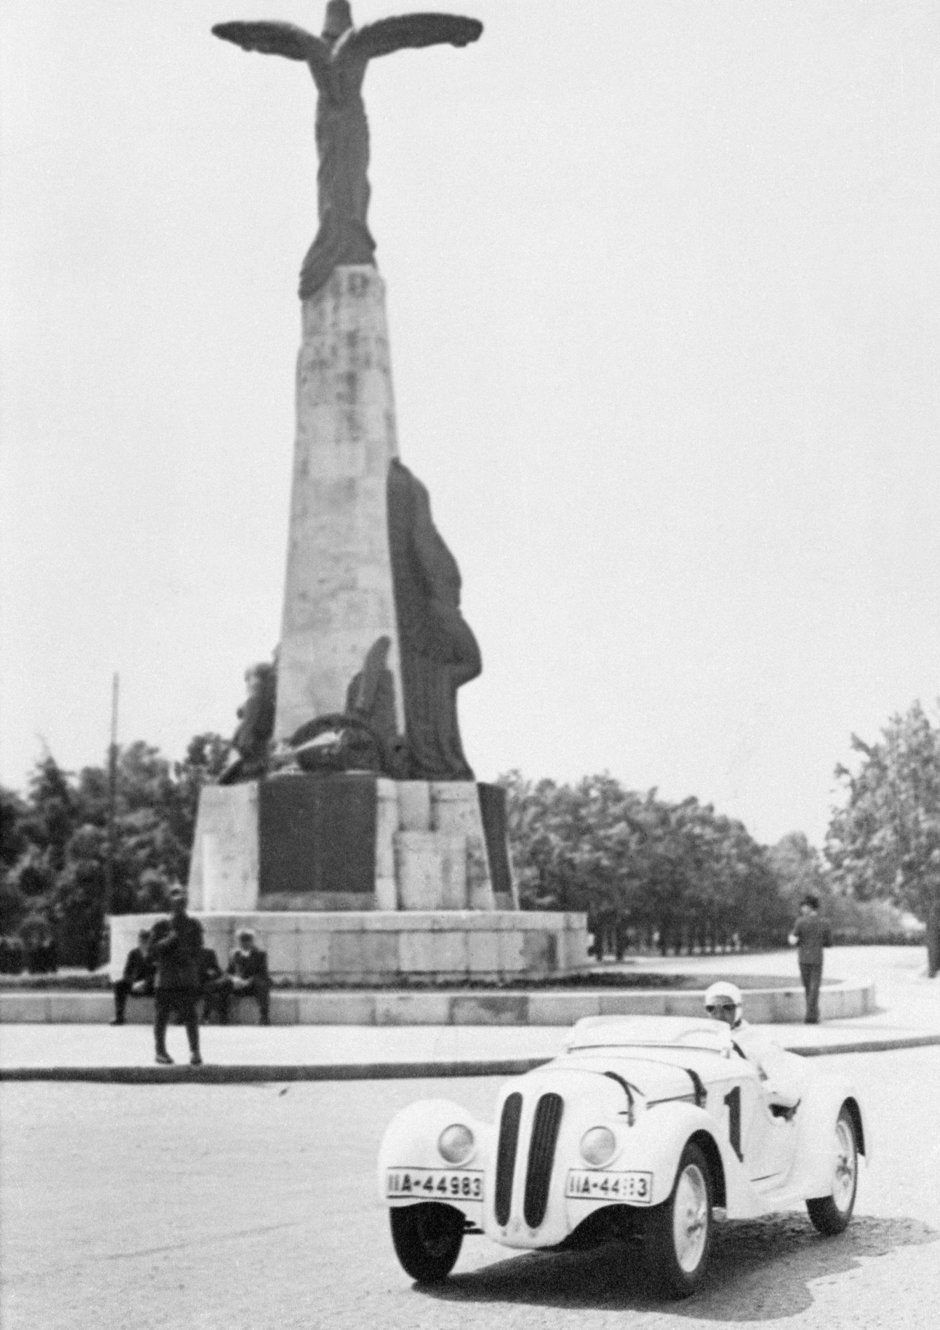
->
[519, 1051, 712, 1107]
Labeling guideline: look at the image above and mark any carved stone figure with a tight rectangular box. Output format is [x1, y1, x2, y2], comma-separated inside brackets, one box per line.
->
[218, 660, 278, 784]
[212, 2, 483, 299]
[271, 636, 409, 777]
[387, 458, 481, 780]
[344, 634, 397, 745]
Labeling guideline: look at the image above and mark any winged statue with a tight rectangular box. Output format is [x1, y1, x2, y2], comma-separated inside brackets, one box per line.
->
[212, 2, 483, 298]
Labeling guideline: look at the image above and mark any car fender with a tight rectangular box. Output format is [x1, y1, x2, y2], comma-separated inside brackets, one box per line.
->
[377, 1097, 491, 1215]
[788, 1076, 869, 1197]
[610, 1100, 755, 1211]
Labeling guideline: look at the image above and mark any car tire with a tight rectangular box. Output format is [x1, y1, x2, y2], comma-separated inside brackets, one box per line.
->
[389, 1202, 464, 1282]
[643, 1141, 713, 1298]
[806, 1105, 859, 1235]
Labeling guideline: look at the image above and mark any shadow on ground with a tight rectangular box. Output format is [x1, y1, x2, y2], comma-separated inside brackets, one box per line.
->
[419, 1212, 938, 1320]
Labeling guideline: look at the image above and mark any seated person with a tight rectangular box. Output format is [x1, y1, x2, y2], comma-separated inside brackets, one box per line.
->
[216, 929, 272, 1025]
[111, 929, 156, 1025]
[704, 981, 805, 1116]
[199, 945, 226, 1023]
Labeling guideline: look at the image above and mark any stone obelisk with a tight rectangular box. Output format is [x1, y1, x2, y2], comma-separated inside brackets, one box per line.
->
[276, 266, 405, 741]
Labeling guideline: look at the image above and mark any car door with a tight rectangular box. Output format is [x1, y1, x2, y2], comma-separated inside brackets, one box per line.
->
[710, 1061, 792, 1185]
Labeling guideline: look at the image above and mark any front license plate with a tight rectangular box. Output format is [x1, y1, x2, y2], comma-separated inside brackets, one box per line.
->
[386, 1168, 484, 1201]
[566, 1169, 653, 1204]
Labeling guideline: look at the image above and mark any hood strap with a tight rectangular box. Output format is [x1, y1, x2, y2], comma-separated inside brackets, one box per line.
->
[683, 1067, 707, 1107]
[603, 1071, 638, 1125]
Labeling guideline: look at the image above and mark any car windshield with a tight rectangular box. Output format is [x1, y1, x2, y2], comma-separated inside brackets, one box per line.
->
[565, 1017, 734, 1056]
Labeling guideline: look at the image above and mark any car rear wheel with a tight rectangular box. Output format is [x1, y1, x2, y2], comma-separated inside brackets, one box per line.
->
[806, 1105, 858, 1235]
[389, 1202, 464, 1282]
[643, 1141, 713, 1298]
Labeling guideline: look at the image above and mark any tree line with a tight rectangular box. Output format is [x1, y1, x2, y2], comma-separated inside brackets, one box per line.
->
[1, 701, 937, 972]
[0, 736, 227, 966]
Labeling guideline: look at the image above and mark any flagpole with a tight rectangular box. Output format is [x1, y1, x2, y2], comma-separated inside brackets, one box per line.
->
[105, 672, 119, 917]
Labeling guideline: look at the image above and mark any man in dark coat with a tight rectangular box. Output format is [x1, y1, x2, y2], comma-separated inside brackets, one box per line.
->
[199, 945, 226, 1024]
[788, 893, 833, 1024]
[111, 929, 156, 1025]
[148, 886, 204, 1065]
[217, 929, 272, 1025]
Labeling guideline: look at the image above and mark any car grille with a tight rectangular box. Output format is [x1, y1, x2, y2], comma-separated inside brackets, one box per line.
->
[494, 1092, 522, 1226]
[494, 1090, 564, 1229]
[524, 1092, 564, 1227]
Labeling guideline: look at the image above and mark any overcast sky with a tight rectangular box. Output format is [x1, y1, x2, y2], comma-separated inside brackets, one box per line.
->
[2, 0, 938, 846]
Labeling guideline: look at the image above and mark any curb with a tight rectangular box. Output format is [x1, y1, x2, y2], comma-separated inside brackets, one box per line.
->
[0, 1058, 547, 1084]
[787, 1032, 940, 1057]
[3, 1032, 938, 1083]
[0, 977, 876, 1026]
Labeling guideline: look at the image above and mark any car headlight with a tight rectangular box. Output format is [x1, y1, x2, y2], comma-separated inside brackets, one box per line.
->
[580, 1126, 617, 1167]
[438, 1123, 475, 1165]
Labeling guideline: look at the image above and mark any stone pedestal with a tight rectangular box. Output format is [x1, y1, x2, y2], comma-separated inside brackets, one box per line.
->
[188, 773, 513, 914]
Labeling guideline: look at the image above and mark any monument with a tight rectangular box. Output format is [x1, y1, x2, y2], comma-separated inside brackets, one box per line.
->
[112, 2, 588, 987]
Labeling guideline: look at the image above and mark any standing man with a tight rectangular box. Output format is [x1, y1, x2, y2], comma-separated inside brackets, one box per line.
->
[788, 894, 832, 1025]
[148, 886, 204, 1065]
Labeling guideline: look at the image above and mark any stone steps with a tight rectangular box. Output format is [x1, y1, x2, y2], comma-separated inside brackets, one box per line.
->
[0, 980, 875, 1025]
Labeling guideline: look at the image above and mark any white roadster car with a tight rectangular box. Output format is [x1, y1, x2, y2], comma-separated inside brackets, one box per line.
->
[378, 1015, 867, 1297]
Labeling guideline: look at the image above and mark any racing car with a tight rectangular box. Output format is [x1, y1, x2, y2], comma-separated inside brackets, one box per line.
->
[378, 1014, 867, 1297]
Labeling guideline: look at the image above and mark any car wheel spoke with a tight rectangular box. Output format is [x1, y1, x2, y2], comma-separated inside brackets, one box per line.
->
[673, 1164, 709, 1271]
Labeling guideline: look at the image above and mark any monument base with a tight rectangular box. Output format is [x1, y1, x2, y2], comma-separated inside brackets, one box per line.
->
[176, 775, 590, 985]
[109, 911, 590, 986]
[187, 773, 516, 912]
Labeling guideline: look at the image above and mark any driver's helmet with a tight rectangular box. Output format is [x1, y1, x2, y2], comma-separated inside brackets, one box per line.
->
[704, 981, 743, 1025]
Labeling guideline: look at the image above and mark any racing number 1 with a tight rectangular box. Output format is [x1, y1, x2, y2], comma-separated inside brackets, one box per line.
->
[723, 1086, 743, 1160]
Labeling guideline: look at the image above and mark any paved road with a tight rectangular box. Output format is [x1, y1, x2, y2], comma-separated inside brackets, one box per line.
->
[2, 1046, 938, 1330]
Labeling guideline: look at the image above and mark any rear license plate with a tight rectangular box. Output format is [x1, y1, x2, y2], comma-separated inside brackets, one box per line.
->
[386, 1168, 484, 1201]
[566, 1169, 653, 1204]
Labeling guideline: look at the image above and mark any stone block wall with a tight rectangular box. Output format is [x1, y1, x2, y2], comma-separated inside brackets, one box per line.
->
[188, 774, 516, 913]
[109, 910, 590, 986]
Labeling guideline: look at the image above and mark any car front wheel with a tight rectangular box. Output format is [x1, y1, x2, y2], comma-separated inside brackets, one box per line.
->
[389, 1202, 464, 1282]
[806, 1105, 858, 1235]
[643, 1141, 713, 1297]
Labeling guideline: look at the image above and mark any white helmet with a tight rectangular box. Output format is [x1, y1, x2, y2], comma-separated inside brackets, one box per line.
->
[704, 981, 743, 1024]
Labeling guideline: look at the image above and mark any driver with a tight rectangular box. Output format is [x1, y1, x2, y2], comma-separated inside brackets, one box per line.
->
[704, 981, 804, 1117]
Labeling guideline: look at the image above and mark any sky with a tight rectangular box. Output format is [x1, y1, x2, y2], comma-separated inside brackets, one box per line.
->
[1, 0, 938, 847]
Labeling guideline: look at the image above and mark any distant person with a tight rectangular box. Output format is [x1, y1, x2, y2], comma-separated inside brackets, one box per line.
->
[704, 981, 803, 1115]
[148, 886, 204, 1066]
[788, 894, 832, 1024]
[217, 929, 272, 1025]
[2, 935, 25, 975]
[85, 928, 102, 972]
[111, 929, 156, 1025]
[26, 930, 58, 974]
[199, 945, 226, 1024]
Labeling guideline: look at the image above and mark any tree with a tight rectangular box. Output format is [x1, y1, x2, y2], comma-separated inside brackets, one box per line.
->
[825, 701, 940, 976]
[500, 771, 787, 954]
[20, 756, 78, 872]
[0, 733, 229, 961]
